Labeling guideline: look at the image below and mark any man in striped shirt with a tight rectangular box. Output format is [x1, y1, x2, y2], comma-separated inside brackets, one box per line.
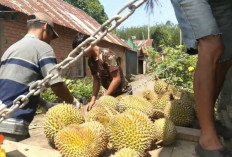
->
[0, 12, 79, 141]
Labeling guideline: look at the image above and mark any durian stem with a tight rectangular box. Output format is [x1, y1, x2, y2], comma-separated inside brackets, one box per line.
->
[153, 109, 165, 114]
[56, 115, 65, 129]
[155, 140, 163, 145]
[154, 73, 159, 80]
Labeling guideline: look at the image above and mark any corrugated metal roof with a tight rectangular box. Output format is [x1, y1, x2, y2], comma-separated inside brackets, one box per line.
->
[0, 0, 129, 48]
[133, 39, 154, 50]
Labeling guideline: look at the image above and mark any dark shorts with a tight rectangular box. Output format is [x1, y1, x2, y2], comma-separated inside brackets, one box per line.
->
[110, 85, 133, 97]
[172, 0, 232, 62]
[0, 132, 30, 142]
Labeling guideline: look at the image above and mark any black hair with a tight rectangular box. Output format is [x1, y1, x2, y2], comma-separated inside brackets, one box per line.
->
[46, 24, 54, 37]
[27, 15, 47, 29]
[27, 19, 53, 37]
[72, 32, 89, 49]
[27, 21, 45, 29]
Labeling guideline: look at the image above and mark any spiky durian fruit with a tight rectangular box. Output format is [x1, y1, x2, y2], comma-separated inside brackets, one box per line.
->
[152, 92, 173, 111]
[153, 109, 165, 119]
[124, 109, 155, 136]
[159, 92, 174, 101]
[111, 148, 140, 157]
[166, 84, 178, 95]
[164, 99, 195, 126]
[54, 121, 107, 157]
[43, 104, 84, 144]
[180, 91, 196, 110]
[154, 79, 168, 94]
[116, 94, 127, 101]
[96, 95, 119, 111]
[141, 89, 158, 102]
[85, 107, 119, 127]
[118, 95, 154, 117]
[154, 118, 177, 146]
[107, 110, 155, 155]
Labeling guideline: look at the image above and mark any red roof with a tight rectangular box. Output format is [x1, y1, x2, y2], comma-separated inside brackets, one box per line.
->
[133, 39, 154, 50]
[0, 0, 128, 48]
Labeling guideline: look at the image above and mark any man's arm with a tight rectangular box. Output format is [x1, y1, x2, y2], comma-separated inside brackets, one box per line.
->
[87, 75, 100, 111]
[104, 69, 121, 95]
[91, 75, 101, 102]
[51, 82, 74, 104]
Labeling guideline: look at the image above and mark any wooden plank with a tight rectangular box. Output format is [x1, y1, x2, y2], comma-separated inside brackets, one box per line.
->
[2, 140, 61, 157]
[171, 140, 197, 157]
[176, 126, 200, 142]
[149, 146, 173, 157]
[20, 132, 54, 150]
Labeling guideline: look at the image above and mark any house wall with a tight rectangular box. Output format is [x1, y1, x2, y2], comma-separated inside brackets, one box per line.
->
[125, 49, 138, 77]
[0, 12, 127, 79]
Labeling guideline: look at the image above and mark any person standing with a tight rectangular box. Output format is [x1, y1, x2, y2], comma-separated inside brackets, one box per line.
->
[169, 0, 232, 156]
[0, 12, 79, 142]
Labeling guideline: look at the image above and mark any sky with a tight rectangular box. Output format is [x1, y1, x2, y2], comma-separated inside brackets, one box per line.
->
[99, 0, 178, 29]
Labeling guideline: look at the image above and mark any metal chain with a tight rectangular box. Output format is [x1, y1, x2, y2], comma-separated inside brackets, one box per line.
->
[0, 0, 148, 123]
[127, 55, 191, 94]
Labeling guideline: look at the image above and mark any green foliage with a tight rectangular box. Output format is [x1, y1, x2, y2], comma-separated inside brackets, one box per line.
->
[41, 77, 93, 103]
[148, 45, 197, 91]
[115, 21, 181, 50]
[116, 26, 148, 41]
[63, 0, 108, 24]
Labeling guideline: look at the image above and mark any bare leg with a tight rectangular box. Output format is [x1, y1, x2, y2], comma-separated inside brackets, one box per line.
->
[194, 35, 224, 150]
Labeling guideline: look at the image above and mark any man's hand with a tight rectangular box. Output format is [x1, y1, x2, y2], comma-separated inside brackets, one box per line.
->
[41, 101, 58, 113]
[73, 98, 81, 109]
[44, 101, 58, 110]
[86, 100, 96, 111]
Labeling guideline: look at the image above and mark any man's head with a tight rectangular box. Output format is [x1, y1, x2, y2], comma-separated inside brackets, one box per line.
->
[72, 33, 93, 57]
[27, 12, 59, 44]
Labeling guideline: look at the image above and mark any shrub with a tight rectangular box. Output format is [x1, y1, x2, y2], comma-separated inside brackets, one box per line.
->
[148, 45, 197, 92]
[41, 77, 93, 103]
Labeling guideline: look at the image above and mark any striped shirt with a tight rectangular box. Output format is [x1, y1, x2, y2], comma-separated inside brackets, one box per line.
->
[0, 34, 62, 135]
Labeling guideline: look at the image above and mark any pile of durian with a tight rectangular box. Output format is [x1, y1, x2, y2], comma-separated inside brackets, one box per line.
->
[43, 79, 196, 157]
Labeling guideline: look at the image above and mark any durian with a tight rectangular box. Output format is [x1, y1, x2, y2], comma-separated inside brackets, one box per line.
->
[164, 99, 195, 126]
[154, 118, 177, 146]
[180, 91, 196, 110]
[116, 94, 128, 101]
[85, 106, 118, 127]
[111, 148, 140, 157]
[96, 95, 119, 111]
[154, 79, 168, 94]
[153, 109, 165, 119]
[43, 104, 84, 144]
[141, 89, 158, 102]
[54, 121, 107, 157]
[152, 92, 173, 112]
[118, 95, 154, 117]
[107, 110, 155, 155]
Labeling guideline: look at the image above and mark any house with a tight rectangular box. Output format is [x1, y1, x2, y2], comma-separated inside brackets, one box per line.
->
[0, 0, 135, 79]
[133, 39, 154, 74]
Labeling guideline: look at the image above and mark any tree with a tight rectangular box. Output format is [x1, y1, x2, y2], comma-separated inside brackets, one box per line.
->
[115, 21, 181, 50]
[63, 0, 108, 24]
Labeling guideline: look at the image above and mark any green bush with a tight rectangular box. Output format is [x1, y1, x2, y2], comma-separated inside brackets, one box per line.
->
[41, 77, 93, 103]
[148, 45, 197, 92]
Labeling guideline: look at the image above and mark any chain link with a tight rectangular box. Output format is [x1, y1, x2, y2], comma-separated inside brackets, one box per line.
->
[0, 0, 148, 123]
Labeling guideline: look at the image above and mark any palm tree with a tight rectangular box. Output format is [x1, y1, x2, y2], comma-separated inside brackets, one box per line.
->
[145, 0, 158, 39]
[145, 0, 158, 13]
